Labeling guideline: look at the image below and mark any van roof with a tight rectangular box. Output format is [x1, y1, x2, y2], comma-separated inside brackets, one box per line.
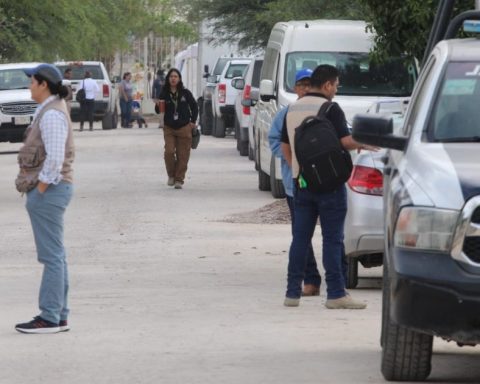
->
[270, 19, 374, 53]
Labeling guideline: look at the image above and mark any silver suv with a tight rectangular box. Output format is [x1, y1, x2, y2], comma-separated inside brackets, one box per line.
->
[353, 10, 480, 382]
[55, 61, 118, 130]
[0, 63, 40, 143]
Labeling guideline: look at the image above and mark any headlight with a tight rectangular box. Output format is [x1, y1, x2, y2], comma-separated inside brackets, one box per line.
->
[394, 207, 459, 252]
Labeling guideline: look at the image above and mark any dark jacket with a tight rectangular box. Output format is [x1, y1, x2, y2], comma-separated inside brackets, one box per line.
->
[160, 88, 198, 129]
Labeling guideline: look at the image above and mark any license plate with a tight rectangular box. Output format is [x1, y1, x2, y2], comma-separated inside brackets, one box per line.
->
[14, 116, 31, 125]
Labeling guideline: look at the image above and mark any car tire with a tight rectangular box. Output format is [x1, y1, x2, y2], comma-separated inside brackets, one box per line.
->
[270, 156, 285, 198]
[102, 109, 115, 130]
[346, 257, 359, 289]
[381, 263, 433, 382]
[214, 115, 226, 138]
[248, 144, 254, 161]
[258, 145, 271, 191]
[202, 101, 213, 136]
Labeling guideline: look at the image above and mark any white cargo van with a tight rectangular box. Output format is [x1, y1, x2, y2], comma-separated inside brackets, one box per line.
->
[255, 20, 417, 198]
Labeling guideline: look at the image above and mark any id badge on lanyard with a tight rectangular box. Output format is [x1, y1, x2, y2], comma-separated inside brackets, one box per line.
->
[171, 92, 179, 120]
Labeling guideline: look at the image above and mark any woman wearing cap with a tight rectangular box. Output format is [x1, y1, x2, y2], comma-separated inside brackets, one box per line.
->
[14, 63, 75, 334]
[159, 68, 198, 189]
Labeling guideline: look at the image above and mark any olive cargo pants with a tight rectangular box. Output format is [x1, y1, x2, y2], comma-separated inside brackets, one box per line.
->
[163, 124, 192, 183]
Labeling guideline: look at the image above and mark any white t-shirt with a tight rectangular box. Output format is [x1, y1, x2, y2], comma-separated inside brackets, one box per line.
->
[78, 78, 100, 100]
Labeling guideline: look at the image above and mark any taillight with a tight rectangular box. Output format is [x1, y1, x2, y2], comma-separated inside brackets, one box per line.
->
[347, 165, 383, 195]
[103, 84, 109, 97]
[242, 84, 251, 115]
[218, 84, 226, 103]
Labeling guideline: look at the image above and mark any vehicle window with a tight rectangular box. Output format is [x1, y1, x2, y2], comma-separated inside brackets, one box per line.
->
[56, 65, 104, 80]
[284, 52, 417, 96]
[224, 64, 248, 79]
[261, 47, 279, 82]
[0, 69, 31, 90]
[213, 58, 229, 76]
[403, 56, 436, 136]
[430, 61, 480, 142]
[252, 60, 263, 87]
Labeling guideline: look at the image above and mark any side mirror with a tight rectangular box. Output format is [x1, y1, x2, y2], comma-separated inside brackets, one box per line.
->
[259, 79, 275, 102]
[204, 64, 209, 74]
[250, 88, 260, 102]
[241, 99, 253, 107]
[352, 114, 407, 151]
[207, 75, 218, 83]
[231, 77, 245, 90]
[111, 75, 121, 83]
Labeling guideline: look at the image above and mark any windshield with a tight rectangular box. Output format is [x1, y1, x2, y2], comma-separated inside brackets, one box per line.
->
[224, 64, 248, 79]
[56, 64, 104, 80]
[430, 62, 480, 142]
[284, 52, 416, 97]
[0, 68, 31, 90]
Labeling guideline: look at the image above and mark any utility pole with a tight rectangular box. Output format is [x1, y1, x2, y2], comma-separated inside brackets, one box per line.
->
[170, 36, 175, 68]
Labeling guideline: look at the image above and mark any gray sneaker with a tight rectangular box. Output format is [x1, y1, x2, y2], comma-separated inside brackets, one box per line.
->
[284, 297, 300, 307]
[325, 295, 367, 309]
[167, 177, 175, 186]
[174, 181, 183, 189]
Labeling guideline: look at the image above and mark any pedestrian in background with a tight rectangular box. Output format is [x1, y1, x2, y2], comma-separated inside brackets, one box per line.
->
[63, 67, 73, 115]
[281, 64, 374, 309]
[269, 68, 322, 297]
[15, 63, 75, 334]
[159, 68, 198, 189]
[78, 70, 99, 131]
[119, 72, 133, 128]
[152, 69, 165, 128]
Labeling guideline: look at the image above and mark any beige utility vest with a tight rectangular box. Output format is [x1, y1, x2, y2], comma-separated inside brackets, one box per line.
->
[15, 98, 74, 193]
[285, 95, 327, 178]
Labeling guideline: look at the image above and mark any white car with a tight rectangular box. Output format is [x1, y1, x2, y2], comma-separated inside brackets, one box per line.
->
[232, 57, 263, 156]
[211, 58, 252, 138]
[55, 61, 118, 130]
[0, 62, 41, 143]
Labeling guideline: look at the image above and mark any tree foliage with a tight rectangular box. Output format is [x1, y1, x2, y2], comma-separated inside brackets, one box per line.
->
[0, 0, 195, 63]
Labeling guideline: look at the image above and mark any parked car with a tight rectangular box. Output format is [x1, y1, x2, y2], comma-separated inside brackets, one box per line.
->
[211, 58, 252, 138]
[255, 20, 417, 198]
[345, 99, 409, 289]
[0, 63, 40, 143]
[352, 11, 480, 382]
[200, 57, 235, 135]
[231, 57, 263, 156]
[54, 61, 118, 130]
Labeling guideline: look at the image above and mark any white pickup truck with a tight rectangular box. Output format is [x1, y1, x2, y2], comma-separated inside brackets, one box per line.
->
[55, 61, 118, 130]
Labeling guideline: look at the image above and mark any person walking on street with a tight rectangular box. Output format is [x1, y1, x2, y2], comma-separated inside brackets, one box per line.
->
[63, 67, 73, 115]
[119, 72, 133, 128]
[152, 69, 165, 128]
[159, 68, 198, 189]
[14, 63, 75, 333]
[281, 64, 375, 309]
[269, 68, 321, 297]
[78, 70, 99, 131]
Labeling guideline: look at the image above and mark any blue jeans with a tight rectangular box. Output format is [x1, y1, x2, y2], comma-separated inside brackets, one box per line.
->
[26, 182, 73, 324]
[286, 196, 321, 287]
[287, 185, 347, 300]
[120, 99, 132, 127]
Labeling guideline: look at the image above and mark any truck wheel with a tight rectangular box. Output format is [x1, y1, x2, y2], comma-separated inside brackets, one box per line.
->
[258, 146, 271, 191]
[345, 257, 358, 289]
[239, 140, 248, 157]
[381, 264, 433, 381]
[234, 116, 241, 151]
[270, 156, 285, 198]
[102, 110, 115, 130]
[214, 115, 226, 138]
[202, 102, 213, 135]
[248, 144, 254, 161]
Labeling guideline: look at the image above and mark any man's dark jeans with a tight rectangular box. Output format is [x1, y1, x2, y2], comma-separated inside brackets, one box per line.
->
[287, 185, 347, 300]
[286, 196, 321, 287]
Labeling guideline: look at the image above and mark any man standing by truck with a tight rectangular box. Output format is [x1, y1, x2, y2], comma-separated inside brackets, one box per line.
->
[281, 64, 371, 309]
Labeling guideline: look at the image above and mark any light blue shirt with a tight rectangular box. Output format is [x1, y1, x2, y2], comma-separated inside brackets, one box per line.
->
[268, 106, 293, 197]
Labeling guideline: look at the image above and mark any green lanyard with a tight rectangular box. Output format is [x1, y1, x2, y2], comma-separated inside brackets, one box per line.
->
[170, 91, 178, 112]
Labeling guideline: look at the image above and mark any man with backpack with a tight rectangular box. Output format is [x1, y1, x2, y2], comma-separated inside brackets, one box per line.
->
[280, 64, 375, 309]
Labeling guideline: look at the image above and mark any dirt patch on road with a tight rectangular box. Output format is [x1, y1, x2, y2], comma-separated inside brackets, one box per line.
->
[223, 199, 291, 224]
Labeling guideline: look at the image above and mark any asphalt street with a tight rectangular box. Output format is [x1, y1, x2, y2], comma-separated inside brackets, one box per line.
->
[0, 123, 479, 384]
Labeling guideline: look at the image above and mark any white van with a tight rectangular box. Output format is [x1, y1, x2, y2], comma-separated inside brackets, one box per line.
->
[255, 20, 417, 198]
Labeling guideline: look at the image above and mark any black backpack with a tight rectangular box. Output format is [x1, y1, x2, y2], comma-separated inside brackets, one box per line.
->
[294, 102, 353, 193]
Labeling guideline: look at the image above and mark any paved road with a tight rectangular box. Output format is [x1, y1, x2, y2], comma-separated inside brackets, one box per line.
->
[0, 123, 478, 384]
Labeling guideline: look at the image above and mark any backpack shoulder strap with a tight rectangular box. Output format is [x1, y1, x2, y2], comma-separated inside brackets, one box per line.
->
[317, 100, 334, 117]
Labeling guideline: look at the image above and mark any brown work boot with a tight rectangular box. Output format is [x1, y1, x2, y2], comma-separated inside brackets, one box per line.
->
[302, 284, 320, 296]
[325, 294, 367, 309]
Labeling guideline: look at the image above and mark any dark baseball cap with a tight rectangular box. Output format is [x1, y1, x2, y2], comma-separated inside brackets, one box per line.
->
[24, 63, 63, 84]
